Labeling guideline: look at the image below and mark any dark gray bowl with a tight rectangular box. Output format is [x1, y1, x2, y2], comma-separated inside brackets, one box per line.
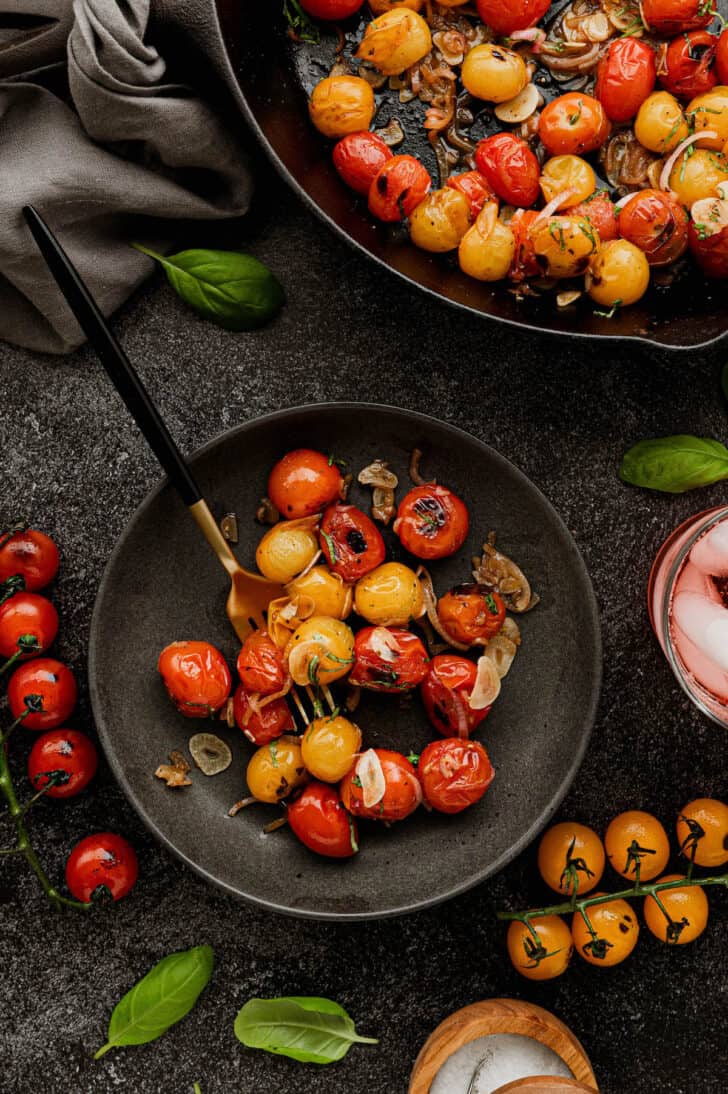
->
[88, 403, 601, 920]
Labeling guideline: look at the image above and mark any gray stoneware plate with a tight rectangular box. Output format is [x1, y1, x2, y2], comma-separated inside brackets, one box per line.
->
[88, 403, 601, 920]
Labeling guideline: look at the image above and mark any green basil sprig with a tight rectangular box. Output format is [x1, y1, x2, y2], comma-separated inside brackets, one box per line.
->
[234, 996, 378, 1065]
[619, 435, 728, 494]
[94, 945, 214, 1059]
[133, 244, 284, 331]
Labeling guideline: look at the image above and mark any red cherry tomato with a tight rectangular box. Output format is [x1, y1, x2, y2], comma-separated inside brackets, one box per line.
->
[236, 631, 287, 695]
[288, 782, 359, 858]
[7, 658, 77, 731]
[642, 0, 716, 35]
[618, 189, 689, 265]
[0, 592, 58, 663]
[319, 503, 386, 582]
[475, 133, 540, 208]
[716, 28, 728, 83]
[368, 155, 432, 222]
[568, 192, 618, 243]
[509, 209, 541, 281]
[333, 131, 393, 195]
[689, 219, 728, 276]
[394, 484, 469, 561]
[0, 528, 59, 591]
[27, 729, 98, 799]
[233, 683, 294, 745]
[349, 626, 429, 692]
[268, 449, 343, 519]
[65, 832, 138, 902]
[595, 38, 657, 122]
[419, 737, 495, 814]
[475, 0, 550, 34]
[157, 640, 231, 718]
[446, 170, 495, 216]
[659, 32, 718, 100]
[300, 0, 364, 17]
[437, 585, 506, 646]
[420, 654, 490, 737]
[538, 93, 611, 156]
[340, 749, 421, 821]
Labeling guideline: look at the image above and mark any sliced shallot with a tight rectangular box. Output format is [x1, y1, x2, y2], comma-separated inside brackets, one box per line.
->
[659, 132, 717, 193]
[531, 190, 578, 231]
[416, 565, 470, 652]
[369, 627, 401, 663]
[509, 27, 547, 52]
[468, 655, 501, 710]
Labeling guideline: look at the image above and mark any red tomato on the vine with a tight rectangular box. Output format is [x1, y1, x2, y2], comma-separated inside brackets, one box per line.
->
[368, 155, 432, 222]
[618, 189, 689, 266]
[28, 729, 98, 799]
[418, 738, 495, 814]
[7, 657, 77, 730]
[233, 683, 294, 745]
[420, 654, 490, 737]
[300, 0, 364, 18]
[268, 448, 343, 519]
[538, 93, 611, 156]
[659, 32, 718, 99]
[319, 503, 386, 582]
[595, 37, 657, 122]
[475, 134, 540, 208]
[288, 782, 359, 858]
[65, 832, 138, 902]
[236, 631, 287, 695]
[394, 484, 469, 561]
[641, 0, 716, 35]
[157, 640, 231, 718]
[0, 593, 58, 662]
[333, 132, 392, 195]
[0, 528, 59, 591]
[475, 0, 550, 35]
[349, 626, 429, 692]
[340, 749, 422, 821]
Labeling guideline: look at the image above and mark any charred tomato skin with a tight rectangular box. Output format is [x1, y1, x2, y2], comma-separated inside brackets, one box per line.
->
[65, 832, 138, 902]
[659, 31, 718, 100]
[158, 640, 232, 718]
[27, 729, 98, 799]
[349, 625, 430, 692]
[475, 133, 541, 207]
[236, 631, 287, 695]
[287, 782, 359, 858]
[267, 448, 343, 519]
[233, 683, 295, 746]
[618, 189, 689, 265]
[340, 749, 421, 821]
[475, 0, 550, 35]
[0, 528, 59, 591]
[419, 737, 495, 814]
[0, 593, 58, 661]
[437, 584, 506, 646]
[420, 653, 490, 737]
[333, 131, 393, 195]
[394, 484, 469, 560]
[368, 155, 432, 222]
[594, 37, 657, 122]
[319, 503, 386, 583]
[7, 657, 77, 730]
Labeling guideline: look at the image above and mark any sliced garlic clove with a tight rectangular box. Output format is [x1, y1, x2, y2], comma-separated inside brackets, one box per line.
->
[494, 82, 540, 125]
[189, 733, 232, 776]
[484, 634, 518, 679]
[468, 655, 502, 710]
[357, 749, 386, 809]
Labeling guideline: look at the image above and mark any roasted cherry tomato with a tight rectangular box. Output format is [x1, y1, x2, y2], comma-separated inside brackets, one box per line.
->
[319, 503, 386, 582]
[659, 31, 718, 100]
[158, 641, 231, 718]
[0, 592, 58, 663]
[571, 896, 640, 966]
[233, 683, 294, 745]
[370, 0, 425, 10]
[568, 192, 618, 243]
[635, 90, 690, 152]
[532, 215, 600, 279]
[538, 93, 610, 156]
[642, 0, 715, 35]
[677, 798, 728, 867]
[394, 484, 469, 560]
[333, 131, 392, 195]
[537, 821, 606, 896]
[246, 736, 307, 803]
[368, 154, 432, 222]
[349, 626, 429, 691]
[437, 585, 506, 646]
[604, 810, 671, 881]
[0, 527, 59, 591]
[446, 170, 494, 216]
[644, 874, 709, 944]
[688, 86, 728, 148]
[309, 75, 375, 139]
[420, 654, 490, 737]
[301, 0, 364, 17]
[689, 210, 728, 276]
[355, 9, 431, 75]
[459, 206, 516, 281]
[409, 189, 471, 253]
[286, 565, 353, 620]
[7, 657, 77, 731]
[287, 616, 356, 685]
[27, 729, 98, 799]
[540, 155, 596, 207]
[461, 42, 528, 104]
[595, 37, 657, 122]
[301, 714, 362, 782]
[618, 189, 689, 265]
[340, 748, 421, 821]
[717, 27, 728, 83]
[288, 782, 359, 858]
[236, 631, 287, 696]
[670, 147, 728, 203]
[587, 239, 650, 308]
[65, 832, 138, 902]
[418, 738, 494, 814]
[256, 517, 320, 583]
[354, 563, 425, 626]
[508, 209, 541, 281]
[475, 0, 550, 34]
[475, 133, 540, 208]
[268, 448, 343, 519]
[507, 916, 573, 981]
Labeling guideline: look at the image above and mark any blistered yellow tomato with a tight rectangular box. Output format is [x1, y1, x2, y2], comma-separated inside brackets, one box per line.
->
[287, 616, 355, 685]
[309, 75, 375, 139]
[634, 91, 689, 154]
[286, 565, 353, 620]
[256, 518, 319, 583]
[409, 189, 471, 252]
[669, 148, 728, 206]
[587, 239, 650, 307]
[687, 88, 728, 151]
[369, 0, 424, 11]
[461, 43, 528, 104]
[355, 9, 431, 75]
[246, 736, 307, 803]
[531, 215, 600, 279]
[301, 715, 362, 782]
[458, 204, 515, 281]
[540, 156, 596, 207]
[354, 562, 425, 626]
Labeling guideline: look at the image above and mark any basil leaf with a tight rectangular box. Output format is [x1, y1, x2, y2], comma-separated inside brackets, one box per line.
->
[94, 945, 214, 1059]
[619, 435, 728, 494]
[133, 244, 284, 331]
[234, 996, 378, 1065]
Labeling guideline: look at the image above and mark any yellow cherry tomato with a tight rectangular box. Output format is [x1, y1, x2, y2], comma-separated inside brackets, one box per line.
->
[286, 565, 353, 620]
[540, 156, 596, 207]
[668, 148, 728, 206]
[634, 91, 689, 154]
[462, 43, 528, 104]
[531, 215, 600, 279]
[354, 562, 425, 626]
[458, 207, 515, 281]
[369, 0, 424, 11]
[571, 896, 639, 967]
[537, 821, 606, 896]
[409, 188, 471, 253]
[644, 874, 709, 945]
[255, 518, 319, 584]
[301, 714, 362, 782]
[604, 811, 671, 882]
[688, 87, 728, 151]
[506, 916, 573, 981]
[245, 736, 307, 804]
[309, 75, 375, 139]
[355, 9, 431, 75]
[287, 616, 355, 685]
[587, 239, 650, 308]
[677, 798, 728, 868]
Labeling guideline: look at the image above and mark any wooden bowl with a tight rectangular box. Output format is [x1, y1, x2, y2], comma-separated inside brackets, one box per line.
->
[494, 1080, 600, 1094]
[409, 999, 598, 1094]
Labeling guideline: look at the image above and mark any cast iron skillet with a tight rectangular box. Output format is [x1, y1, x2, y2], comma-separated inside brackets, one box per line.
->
[214, 0, 728, 353]
[88, 403, 601, 920]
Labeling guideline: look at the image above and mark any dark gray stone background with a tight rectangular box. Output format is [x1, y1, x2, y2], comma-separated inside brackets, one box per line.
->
[1, 152, 727, 1094]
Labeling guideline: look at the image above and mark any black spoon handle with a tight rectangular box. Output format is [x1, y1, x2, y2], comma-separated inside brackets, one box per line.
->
[22, 205, 201, 507]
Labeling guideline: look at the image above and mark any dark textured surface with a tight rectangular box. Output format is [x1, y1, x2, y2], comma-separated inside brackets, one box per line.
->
[1, 159, 727, 1094]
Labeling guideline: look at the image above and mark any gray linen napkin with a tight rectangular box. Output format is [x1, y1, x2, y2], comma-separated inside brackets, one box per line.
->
[0, 0, 252, 354]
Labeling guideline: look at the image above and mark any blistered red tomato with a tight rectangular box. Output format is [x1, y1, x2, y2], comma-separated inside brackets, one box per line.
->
[300, 0, 364, 18]
[0, 528, 59, 591]
[349, 626, 429, 692]
[595, 37, 657, 122]
[368, 154, 432, 222]
[509, 209, 541, 281]
[717, 28, 728, 83]
[475, 133, 540, 208]
[236, 631, 287, 695]
[65, 832, 138, 902]
[0, 593, 58, 663]
[288, 782, 358, 858]
[568, 192, 618, 243]
[538, 94, 610, 156]
[27, 729, 98, 799]
[689, 219, 728, 276]
[7, 657, 77, 730]
[437, 585, 506, 646]
[446, 170, 495, 216]
[394, 484, 469, 560]
[618, 189, 689, 265]
[340, 749, 421, 821]
[333, 131, 393, 196]
[319, 503, 386, 582]
[475, 0, 550, 34]
[233, 683, 294, 745]
[642, 0, 715, 35]
[419, 738, 495, 814]
[158, 640, 232, 718]
[659, 32, 718, 100]
[420, 654, 490, 737]
[268, 448, 343, 519]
